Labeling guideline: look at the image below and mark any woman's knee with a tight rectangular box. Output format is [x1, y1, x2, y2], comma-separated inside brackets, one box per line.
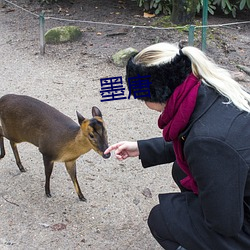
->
[148, 205, 179, 249]
[148, 204, 161, 233]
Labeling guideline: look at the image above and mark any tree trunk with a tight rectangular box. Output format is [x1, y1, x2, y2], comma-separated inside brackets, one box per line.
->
[171, 0, 198, 25]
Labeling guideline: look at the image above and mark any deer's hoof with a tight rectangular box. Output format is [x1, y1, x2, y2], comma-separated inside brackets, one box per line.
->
[79, 196, 87, 202]
[46, 193, 52, 198]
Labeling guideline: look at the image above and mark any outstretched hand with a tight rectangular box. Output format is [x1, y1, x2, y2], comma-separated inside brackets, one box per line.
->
[104, 141, 139, 160]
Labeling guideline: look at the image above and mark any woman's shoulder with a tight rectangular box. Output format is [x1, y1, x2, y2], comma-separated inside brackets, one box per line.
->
[184, 84, 250, 148]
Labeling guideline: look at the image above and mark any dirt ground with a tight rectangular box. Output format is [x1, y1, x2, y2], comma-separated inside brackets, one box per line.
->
[0, 0, 249, 249]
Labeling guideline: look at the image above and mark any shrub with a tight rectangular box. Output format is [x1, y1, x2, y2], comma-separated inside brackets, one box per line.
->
[135, 0, 172, 15]
[135, 0, 250, 18]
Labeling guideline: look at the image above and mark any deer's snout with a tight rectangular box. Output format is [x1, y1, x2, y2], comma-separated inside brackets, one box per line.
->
[102, 152, 111, 159]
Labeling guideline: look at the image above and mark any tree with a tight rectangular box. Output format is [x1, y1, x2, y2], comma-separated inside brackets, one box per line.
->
[171, 0, 199, 25]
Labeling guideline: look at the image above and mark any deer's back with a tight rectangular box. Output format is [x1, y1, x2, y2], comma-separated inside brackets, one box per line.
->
[0, 94, 79, 147]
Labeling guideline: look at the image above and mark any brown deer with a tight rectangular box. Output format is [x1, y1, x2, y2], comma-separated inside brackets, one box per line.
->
[0, 94, 110, 201]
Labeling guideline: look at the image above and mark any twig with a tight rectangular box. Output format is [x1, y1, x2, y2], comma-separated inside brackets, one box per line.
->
[106, 32, 128, 37]
[53, 81, 64, 85]
[2, 196, 20, 206]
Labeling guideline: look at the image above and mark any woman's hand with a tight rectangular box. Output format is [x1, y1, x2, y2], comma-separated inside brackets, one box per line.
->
[104, 141, 139, 160]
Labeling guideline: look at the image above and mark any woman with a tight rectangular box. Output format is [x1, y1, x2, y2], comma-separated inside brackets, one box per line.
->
[104, 42, 250, 250]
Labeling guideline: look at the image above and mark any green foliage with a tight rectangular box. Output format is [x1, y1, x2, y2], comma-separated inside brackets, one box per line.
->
[135, 0, 250, 18]
[213, 0, 238, 17]
[136, 0, 172, 15]
[197, 0, 217, 15]
[204, 0, 250, 18]
[239, 0, 250, 9]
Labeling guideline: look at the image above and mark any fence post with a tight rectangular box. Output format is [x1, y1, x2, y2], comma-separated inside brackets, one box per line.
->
[202, 0, 208, 51]
[39, 11, 45, 55]
[188, 25, 195, 46]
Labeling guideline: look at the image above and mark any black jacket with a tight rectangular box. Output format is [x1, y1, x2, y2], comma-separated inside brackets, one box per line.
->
[138, 84, 250, 249]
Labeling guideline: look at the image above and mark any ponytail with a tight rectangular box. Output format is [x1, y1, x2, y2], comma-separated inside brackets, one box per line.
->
[182, 46, 250, 112]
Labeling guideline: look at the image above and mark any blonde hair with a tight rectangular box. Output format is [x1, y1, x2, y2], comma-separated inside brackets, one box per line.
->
[134, 42, 250, 113]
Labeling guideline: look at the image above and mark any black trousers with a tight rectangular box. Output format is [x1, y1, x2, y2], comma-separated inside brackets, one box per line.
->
[148, 162, 188, 250]
[148, 162, 250, 250]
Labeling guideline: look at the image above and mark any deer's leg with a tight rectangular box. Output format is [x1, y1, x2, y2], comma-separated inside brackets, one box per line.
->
[43, 155, 54, 198]
[10, 141, 25, 172]
[0, 127, 5, 159]
[65, 161, 86, 202]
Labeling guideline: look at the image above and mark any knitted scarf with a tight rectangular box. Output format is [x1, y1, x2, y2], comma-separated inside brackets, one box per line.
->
[158, 73, 201, 194]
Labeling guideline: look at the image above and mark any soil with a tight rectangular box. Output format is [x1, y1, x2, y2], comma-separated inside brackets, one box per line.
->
[0, 0, 249, 249]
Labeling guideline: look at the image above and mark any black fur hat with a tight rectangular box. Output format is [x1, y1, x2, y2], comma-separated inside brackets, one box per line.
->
[125, 52, 192, 103]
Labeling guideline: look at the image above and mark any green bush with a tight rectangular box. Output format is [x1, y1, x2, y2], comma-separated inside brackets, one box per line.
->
[212, 0, 250, 17]
[136, 0, 172, 15]
[135, 0, 250, 18]
[196, 0, 216, 15]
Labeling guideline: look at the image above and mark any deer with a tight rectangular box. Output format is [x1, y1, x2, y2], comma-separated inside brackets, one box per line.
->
[0, 94, 110, 202]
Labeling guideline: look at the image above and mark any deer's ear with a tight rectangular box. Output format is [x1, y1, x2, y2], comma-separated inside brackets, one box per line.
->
[76, 111, 85, 125]
[92, 106, 102, 118]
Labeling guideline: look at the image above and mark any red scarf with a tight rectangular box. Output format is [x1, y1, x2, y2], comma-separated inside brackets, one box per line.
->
[158, 73, 201, 194]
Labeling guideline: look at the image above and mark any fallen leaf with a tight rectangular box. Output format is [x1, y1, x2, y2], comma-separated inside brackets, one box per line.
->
[143, 12, 155, 18]
[51, 223, 67, 231]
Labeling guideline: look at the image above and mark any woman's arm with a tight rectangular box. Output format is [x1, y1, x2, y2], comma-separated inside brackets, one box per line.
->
[138, 137, 175, 168]
[104, 137, 175, 168]
[104, 141, 139, 160]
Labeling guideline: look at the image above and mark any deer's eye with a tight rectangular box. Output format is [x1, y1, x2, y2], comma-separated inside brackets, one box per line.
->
[89, 133, 94, 139]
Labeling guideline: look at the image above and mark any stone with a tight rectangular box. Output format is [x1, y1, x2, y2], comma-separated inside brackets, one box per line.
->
[45, 26, 82, 44]
[112, 47, 138, 67]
